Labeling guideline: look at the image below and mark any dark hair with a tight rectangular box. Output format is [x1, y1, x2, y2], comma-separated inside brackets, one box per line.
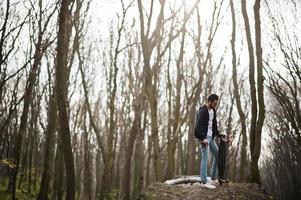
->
[207, 94, 219, 102]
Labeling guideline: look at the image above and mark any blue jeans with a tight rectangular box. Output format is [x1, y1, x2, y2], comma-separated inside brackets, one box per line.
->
[200, 135, 218, 183]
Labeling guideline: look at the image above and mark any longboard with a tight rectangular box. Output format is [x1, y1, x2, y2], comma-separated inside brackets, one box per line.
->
[218, 135, 230, 186]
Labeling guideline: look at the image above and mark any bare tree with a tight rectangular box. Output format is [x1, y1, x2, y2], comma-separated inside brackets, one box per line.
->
[55, 0, 76, 199]
[37, 55, 57, 200]
[230, 0, 247, 182]
[166, 7, 186, 180]
[251, 0, 265, 184]
[262, 4, 301, 196]
[7, 1, 56, 198]
[241, 0, 265, 184]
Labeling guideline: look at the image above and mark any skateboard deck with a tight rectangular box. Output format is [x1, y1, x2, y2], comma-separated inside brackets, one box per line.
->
[218, 136, 230, 185]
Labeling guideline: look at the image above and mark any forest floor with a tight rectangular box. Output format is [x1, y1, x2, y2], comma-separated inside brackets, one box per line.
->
[136, 182, 273, 200]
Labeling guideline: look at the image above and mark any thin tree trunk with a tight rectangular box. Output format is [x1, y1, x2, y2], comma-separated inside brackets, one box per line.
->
[119, 50, 145, 200]
[83, 109, 92, 200]
[133, 111, 145, 196]
[95, 149, 102, 199]
[75, 133, 82, 198]
[119, 12, 148, 198]
[137, 0, 164, 182]
[252, 0, 265, 185]
[28, 100, 39, 194]
[18, 126, 29, 189]
[37, 92, 57, 200]
[52, 140, 64, 200]
[7, 26, 42, 200]
[225, 92, 234, 179]
[119, 104, 143, 200]
[166, 28, 185, 180]
[55, 0, 76, 199]
[102, 3, 127, 194]
[145, 133, 152, 186]
[230, 0, 247, 182]
[241, 0, 258, 183]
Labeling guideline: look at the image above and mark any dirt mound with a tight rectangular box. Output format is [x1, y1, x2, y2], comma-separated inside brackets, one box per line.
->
[136, 182, 272, 200]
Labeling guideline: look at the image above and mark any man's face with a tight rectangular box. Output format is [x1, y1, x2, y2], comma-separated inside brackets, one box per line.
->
[209, 100, 218, 109]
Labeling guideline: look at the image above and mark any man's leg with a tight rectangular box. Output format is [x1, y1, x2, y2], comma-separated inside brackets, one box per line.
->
[200, 141, 209, 183]
[209, 137, 218, 179]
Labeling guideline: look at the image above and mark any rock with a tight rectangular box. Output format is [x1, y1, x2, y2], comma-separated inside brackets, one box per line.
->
[136, 182, 272, 200]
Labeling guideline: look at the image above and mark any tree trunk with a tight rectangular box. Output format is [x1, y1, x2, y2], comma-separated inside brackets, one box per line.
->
[83, 110, 92, 200]
[241, 0, 258, 183]
[133, 112, 145, 196]
[225, 93, 234, 179]
[95, 149, 102, 199]
[37, 92, 57, 200]
[166, 28, 185, 180]
[28, 97, 39, 194]
[137, 0, 164, 182]
[55, 0, 76, 199]
[145, 133, 152, 186]
[252, 0, 265, 185]
[75, 133, 82, 198]
[230, 0, 248, 182]
[52, 140, 64, 200]
[7, 26, 42, 200]
[119, 37, 145, 199]
[119, 104, 143, 200]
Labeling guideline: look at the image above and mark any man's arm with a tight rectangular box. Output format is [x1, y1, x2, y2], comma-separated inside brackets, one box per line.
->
[195, 108, 206, 141]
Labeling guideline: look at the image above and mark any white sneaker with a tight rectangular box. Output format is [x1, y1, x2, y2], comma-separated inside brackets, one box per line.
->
[210, 179, 219, 186]
[200, 182, 216, 189]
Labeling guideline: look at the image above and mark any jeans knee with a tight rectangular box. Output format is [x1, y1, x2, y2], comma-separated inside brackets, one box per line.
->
[201, 152, 208, 161]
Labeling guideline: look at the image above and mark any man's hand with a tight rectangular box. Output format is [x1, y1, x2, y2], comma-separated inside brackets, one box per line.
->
[200, 138, 208, 146]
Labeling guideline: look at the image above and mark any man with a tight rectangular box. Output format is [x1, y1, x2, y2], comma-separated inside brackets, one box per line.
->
[195, 94, 220, 189]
